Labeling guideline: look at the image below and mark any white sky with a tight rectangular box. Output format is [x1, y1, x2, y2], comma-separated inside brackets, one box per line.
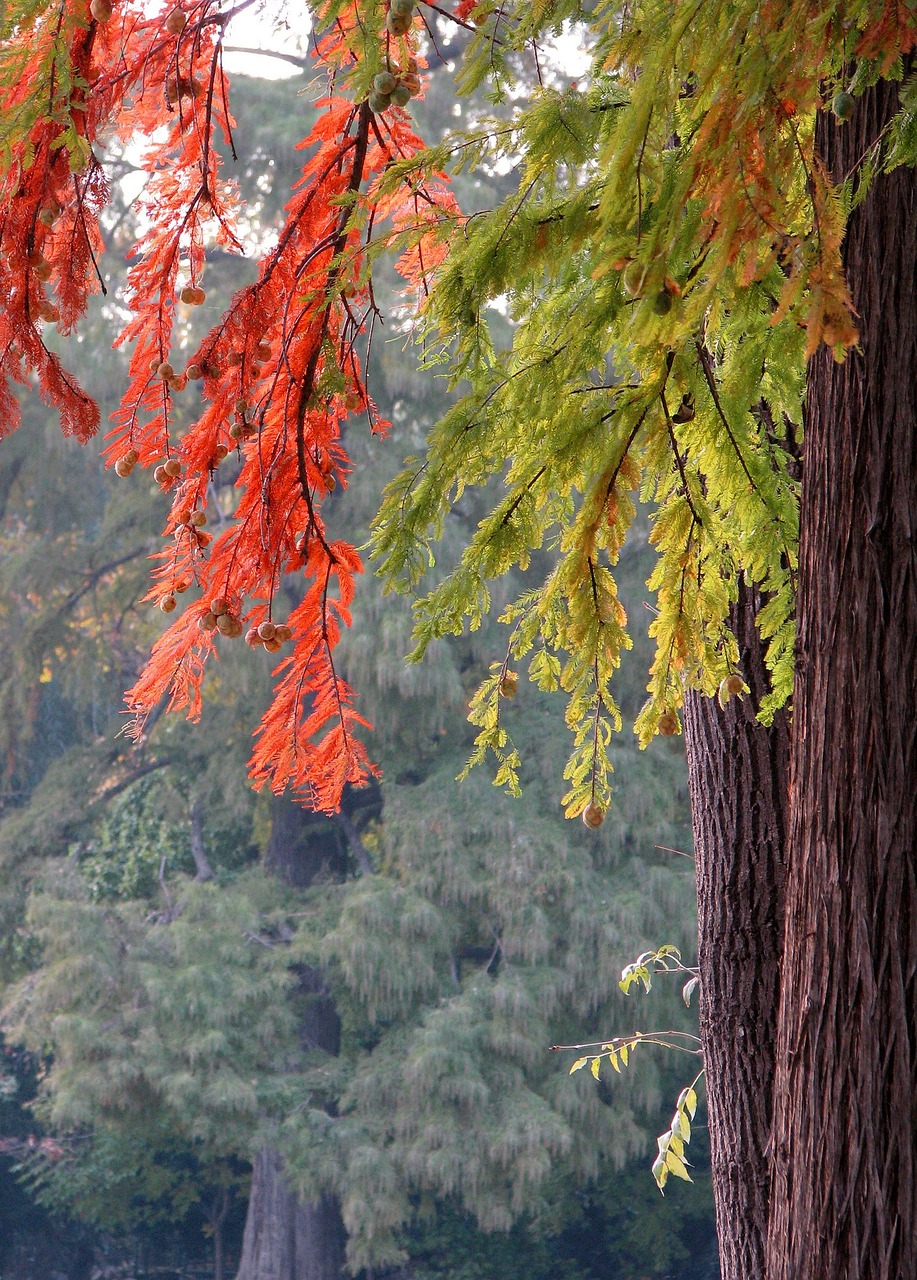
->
[220, 3, 308, 79]
[220, 7, 592, 82]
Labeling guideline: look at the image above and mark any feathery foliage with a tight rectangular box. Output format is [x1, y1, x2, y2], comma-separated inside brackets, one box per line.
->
[372, 2, 917, 816]
[2, 3, 915, 816]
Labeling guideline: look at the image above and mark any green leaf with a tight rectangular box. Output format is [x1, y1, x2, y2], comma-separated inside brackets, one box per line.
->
[569, 1057, 589, 1074]
[529, 648, 561, 691]
[590, 1057, 601, 1080]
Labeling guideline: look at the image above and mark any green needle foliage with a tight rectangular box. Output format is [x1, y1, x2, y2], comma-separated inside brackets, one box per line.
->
[4, 870, 304, 1154]
[372, 3, 917, 818]
[3, 697, 697, 1270]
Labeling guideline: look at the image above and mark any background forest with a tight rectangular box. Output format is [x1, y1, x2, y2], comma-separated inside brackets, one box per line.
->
[0, 42, 715, 1280]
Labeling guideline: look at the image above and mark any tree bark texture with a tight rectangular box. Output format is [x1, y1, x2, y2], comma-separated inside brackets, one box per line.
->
[683, 581, 790, 1280]
[767, 79, 917, 1280]
[235, 797, 347, 1280]
[235, 1151, 345, 1280]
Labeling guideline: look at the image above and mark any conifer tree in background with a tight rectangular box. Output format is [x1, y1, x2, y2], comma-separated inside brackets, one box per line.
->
[1, 429, 703, 1280]
[0, 55, 705, 1280]
[1, 358, 704, 1276]
[1, 4, 917, 1280]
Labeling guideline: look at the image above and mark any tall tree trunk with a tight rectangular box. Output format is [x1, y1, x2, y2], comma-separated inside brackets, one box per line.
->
[683, 581, 790, 1280]
[767, 77, 917, 1280]
[214, 1213, 224, 1280]
[190, 799, 215, 882]
[264, 794, 347, 887]
[236, 1151, 345, 1280]
[235, 795, 347, 1280]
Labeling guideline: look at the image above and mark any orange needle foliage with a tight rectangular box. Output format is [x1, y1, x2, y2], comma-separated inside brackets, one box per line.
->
[0, 0, 460, 812]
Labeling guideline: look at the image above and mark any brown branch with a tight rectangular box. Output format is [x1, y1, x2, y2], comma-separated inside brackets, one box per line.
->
[221, 45, 308, 70]
[93, 755, 175, 807]
[550, 1030, 702, 1052]
[693, 337, 797, 590]
[294, 103, 371, 531]
[660, 390, 703, 527]
[62, 545, 149, 615]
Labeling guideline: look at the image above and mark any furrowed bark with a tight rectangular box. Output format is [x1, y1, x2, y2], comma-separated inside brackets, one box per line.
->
[767, 76, 917, 1280]
[683, 581, 789, 1280]
[235, 1153, 345, 1280]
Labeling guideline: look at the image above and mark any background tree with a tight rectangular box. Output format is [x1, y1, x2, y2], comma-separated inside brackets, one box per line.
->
[0, 45, 713, 1280]
[2, 434, 706, 1279]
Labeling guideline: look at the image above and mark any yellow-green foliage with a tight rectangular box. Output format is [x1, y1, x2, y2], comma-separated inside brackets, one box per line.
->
[0, 0, 92, 171]
[373, 2, 917, 817]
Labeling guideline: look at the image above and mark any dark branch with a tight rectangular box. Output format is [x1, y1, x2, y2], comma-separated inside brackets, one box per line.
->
[221, 45, 308, 71]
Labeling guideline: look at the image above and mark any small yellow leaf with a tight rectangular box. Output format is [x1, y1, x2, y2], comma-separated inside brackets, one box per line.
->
[664, 1151, 693, 1183]
[671, 1110, 691, 1141]
[677, 1086, 698, 1119]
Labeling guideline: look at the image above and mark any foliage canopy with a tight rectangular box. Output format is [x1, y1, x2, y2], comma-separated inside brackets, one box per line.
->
[1, 0, 916, 820]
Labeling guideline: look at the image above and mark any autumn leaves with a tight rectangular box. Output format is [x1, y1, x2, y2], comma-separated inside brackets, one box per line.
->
[91, 2, 457, 809]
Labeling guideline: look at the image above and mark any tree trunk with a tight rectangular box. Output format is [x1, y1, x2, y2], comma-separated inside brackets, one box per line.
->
[210, 1188, 228, 1280]
[235, 1151, 345, 1280]
[767, 77, 917, 1280]
[214, 1216, 224, 1280]
[263, 793, 347, 887]
[190, 799, 215, 882]
[683, 581, 790, 1280]
[236, 796, 347, 1280]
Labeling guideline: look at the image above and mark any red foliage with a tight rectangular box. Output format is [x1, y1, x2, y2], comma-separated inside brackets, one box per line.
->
[0, 0, 460, 812]
[0, 4, 105, 440]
